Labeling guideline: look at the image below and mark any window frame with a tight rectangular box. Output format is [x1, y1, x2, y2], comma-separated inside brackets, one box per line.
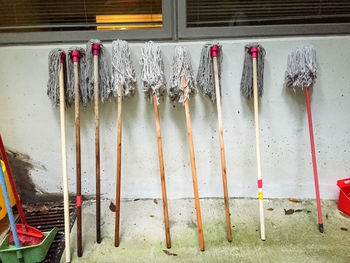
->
[177, 0, 350, 39]
[0, 0, 174, 44]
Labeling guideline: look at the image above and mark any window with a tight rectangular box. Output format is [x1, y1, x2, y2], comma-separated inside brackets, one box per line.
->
[0, 0, 173, 44]
[178, 0, 350, 39]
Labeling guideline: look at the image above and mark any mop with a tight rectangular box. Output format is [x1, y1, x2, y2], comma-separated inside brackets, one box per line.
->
[111, 39, 136, 247]
[169, 46, 205, 251]
[284, 45, 323, 233]
[240, 44, 266, 241]
[86, 39, 111, 244]
[67, 46, 87, 257]
[0, 135, 45, 247]
[140, 41, 170, 248]
[196, 43, 232, 242]
[47, 48, 71, 262]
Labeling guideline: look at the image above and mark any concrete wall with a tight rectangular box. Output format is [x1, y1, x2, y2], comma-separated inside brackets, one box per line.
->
[1, 35, 350, 201]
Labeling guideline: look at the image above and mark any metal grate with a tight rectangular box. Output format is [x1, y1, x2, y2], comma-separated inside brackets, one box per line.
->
[13, 202, 76, 263]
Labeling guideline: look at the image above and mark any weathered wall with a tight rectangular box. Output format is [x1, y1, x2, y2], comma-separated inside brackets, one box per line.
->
[0, 36, 349, 201]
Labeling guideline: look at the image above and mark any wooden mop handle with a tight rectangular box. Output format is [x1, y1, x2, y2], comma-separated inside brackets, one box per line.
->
[59, 53, 71, 263]
[93, 44, 101, 244]
[251, 47, 265, 241]
[71, 50, 83, 257]
[305, 86, 323, 233]
[211, 46, 232, 242]
[115, 83, 122, 247]
[182, 77, 205, 251]
[152, 94, 171, 248]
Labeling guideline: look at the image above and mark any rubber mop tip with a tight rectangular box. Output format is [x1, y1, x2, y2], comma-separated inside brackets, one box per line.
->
[47, 49, 69, 107]
[169, 46, 196, 104]
[140, 41, 167, 105]
[240, 43, 266, 99]
[284, 45, 317, 91]
[196, 42, 223, 102]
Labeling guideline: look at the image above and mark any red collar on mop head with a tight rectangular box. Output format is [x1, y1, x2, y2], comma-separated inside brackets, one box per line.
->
[211, 45, 219, 57]
[60, 52, 66, 63]
[250, 46, 258, 58]
[92, 44, 101, 55]
[71, 50, 80, 62]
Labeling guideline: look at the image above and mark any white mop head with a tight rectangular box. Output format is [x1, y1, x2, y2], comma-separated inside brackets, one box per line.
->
[140, 41, 166, 105]
[47, 48, 68, 107]
[240, 43, 266, 99]
[196, 42, 223, 102]
[169, 46, 196, 104]
[111, 39, 137, 98]
[284, 45, 317, 91]
[86, 39, 111, 102]
[67, 47, 89, 106]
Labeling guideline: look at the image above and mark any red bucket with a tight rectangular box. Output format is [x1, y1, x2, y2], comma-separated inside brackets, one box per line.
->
[337, 178, 350, 216]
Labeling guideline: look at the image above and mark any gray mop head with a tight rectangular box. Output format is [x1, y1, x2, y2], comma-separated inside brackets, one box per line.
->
[66, 47, 89, 106]
[86, 39, 111, 102]
[240, 43, 266, 99]
[140, 41, 166, 105]
[196, 42, 223, 102]
[169, 46, 196, 104]
[47, 48, 68, 107]
[284, 45, 317, 91]
[111, 39, 137, 98]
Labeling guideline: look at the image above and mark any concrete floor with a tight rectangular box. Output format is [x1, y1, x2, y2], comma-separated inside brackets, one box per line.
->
[62, 198, 350, 263]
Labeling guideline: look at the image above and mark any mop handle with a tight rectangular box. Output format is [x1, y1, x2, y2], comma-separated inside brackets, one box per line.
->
[0, 135, 27, 226]
[182, 76, 205, 251]
[305, 86, 323, 233]
[92, 43, 101, 244]
[0, 163, 20, 248]
[152, 93, 171, 248]
[71, 50, 83, 257]
[115, 82, 122, 247]
[251, 47, 265, 241]
[211, 46, 232, 242]
[59, 53, 71, 263]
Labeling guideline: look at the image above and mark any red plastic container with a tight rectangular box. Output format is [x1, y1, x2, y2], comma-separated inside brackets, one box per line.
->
[337, 178, 350, 216]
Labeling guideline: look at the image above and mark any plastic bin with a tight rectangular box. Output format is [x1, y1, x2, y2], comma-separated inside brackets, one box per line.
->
[0, 160, 16, 220]
[337, 178, 350, 216]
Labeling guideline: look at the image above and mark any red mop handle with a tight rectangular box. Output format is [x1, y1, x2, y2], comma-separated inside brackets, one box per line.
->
[0, 134, 27, 225]
[305, 86, 323, 233]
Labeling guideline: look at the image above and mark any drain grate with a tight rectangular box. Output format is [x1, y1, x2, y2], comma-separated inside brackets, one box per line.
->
[19, 202, 76, 263]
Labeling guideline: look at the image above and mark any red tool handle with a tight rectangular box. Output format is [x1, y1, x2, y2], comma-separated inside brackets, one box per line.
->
[305, 86, 323, 233]
[0, 134, 27, 226]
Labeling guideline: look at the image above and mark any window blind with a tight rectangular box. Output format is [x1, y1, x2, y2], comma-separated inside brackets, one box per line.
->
[0, 0, 162, 33]
[187, 0, 350, 27]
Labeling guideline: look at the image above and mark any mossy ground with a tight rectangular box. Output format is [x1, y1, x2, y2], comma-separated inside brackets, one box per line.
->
[62, 199, 350, 263]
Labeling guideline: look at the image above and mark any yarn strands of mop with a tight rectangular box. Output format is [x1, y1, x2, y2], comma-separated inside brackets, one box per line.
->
[86, 39, 111, 101]
[196, 42, 223, 102]
[111, 39, 137, 97]
[140, 41, 167, 104]
[284, 45, 317, 91]
[169, 46, 196, 104]
[67, 47, 89, 105]
[47, 48, 68, 107]
[240, 43, 266, 99]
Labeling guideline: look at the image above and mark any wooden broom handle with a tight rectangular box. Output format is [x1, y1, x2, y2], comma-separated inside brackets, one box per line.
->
[252, 56, 265, 241]
[182, 77, 205, 251]
[59, 59, 71, 263]
[115, 83, 122, 247]
[153, 94, 171, 248]
[94, 54, 101, 244]
[74, 61, 83, 256]
[212, 56, 232, 242]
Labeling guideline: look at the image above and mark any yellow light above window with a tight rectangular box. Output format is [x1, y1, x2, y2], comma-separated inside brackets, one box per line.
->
[96, 14, 162, 30]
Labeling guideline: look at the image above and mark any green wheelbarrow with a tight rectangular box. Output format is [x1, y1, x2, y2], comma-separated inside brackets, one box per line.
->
[0, 227, 58, 263]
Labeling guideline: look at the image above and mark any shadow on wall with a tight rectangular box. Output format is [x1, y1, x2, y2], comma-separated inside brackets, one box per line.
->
[5, 150, 73, 204]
